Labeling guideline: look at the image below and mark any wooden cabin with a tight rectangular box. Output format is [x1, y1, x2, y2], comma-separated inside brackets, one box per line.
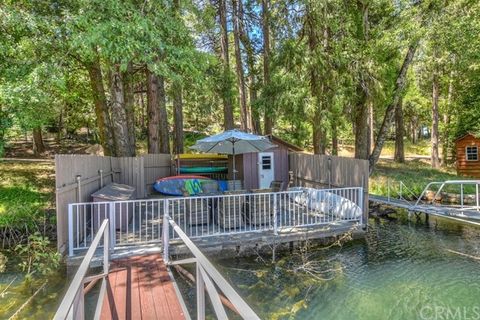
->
[228, 135, 303, 191]
[455, 133, 480, 177]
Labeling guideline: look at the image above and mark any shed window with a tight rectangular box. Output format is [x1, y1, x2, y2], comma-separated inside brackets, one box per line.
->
[262, 156, 272, 169]
[466, 146, 478, 161]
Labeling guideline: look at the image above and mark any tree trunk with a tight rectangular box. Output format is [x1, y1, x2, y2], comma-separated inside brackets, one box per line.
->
[431, 67, 440, 168]
[157, 76, 170, 154]
[442, 75, 453, 166]
[172, 81, 184, 155]
[307, 4, 327, 155]
[219, 0, 234, 130]
[394, 98, 405, 163]
[109, 65, 133, 157]
[123, 62, 136, 156]
[368, 100, 374, 154]
[262, 0, 273, 135]
[32, 127, 45, 155]
[146, 69, 161, 154]
[238, 0, 258, 133]
[332, 122, 338, 156]
[85, 56, 115, 155]
[354, 85, 369, 159]
[146, 69, 170, 154]
[369, 43, 418, 173]
[353, 2, 370, 160]
[232, 0, 251, 132]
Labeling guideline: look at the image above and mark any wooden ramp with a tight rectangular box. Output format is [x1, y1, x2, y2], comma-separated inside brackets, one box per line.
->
[101, 254, 186, 320]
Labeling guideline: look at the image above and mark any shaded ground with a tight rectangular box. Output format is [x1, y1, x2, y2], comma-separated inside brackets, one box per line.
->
[3, 138, 93, 159]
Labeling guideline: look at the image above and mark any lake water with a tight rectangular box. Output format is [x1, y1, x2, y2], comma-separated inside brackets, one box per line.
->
[1, 211, 479, 319]
[209, 213, 480, 319]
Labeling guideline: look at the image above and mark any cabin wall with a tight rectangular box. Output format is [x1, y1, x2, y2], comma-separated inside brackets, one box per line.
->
[456, 135, 480, 178]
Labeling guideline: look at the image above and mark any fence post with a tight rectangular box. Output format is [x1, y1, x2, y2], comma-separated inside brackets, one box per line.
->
[273, 194, 278, 235]
[68, 204, 74, 257]
[76, 175, 82, 202]
[196, 263, 205, 320]
[163, 199, 170, 263]
[108, 202, 116, 251]
[99, 169, 104, 188]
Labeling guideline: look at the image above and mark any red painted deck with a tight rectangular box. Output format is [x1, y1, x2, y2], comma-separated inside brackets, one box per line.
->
[101, 254, 186, 320]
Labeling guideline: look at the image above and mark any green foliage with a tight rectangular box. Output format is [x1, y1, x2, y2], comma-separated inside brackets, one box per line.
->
[0, 161, 55, 247]
[370, 159, 460, 197]
[15, 233, 61, 279]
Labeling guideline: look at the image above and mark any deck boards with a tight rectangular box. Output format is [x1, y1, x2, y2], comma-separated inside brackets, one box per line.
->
[100, 254, 186, 320]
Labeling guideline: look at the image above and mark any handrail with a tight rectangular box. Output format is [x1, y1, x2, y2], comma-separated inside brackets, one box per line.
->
[54, 219, 110, 320]
[168, 217, 260, 320]
[415, 180, 480, 207]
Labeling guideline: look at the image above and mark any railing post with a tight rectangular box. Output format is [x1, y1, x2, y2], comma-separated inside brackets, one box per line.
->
[400, 182, 403, 200]
[196, 263, 205, 320]
[358, 187, 364, 226]
[476, 183, 479, 211]
[68, 204, 74, 257]
[387, 179, 391, 202]
[104, 219, 109, 274]
[163, 199, 170, 263]
[460, 184, 464, 208]
[108, 202, 116, 251]
[273, 194, 278, 235]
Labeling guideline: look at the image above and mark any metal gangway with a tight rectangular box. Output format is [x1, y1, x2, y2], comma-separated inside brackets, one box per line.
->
[369, 180, 480, 226]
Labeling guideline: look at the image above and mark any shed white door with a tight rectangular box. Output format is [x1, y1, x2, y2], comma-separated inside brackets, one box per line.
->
[258, 152, 274, 189]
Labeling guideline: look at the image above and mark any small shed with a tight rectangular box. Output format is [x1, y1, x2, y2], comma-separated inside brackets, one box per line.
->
[228, 135, 303, 190]
[455, 133, 480, 177]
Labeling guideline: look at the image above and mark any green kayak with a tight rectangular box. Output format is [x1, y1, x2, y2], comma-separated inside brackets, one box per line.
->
[179, 166, 228, 174]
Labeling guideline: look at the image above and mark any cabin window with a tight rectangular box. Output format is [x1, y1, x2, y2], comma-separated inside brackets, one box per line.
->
[466, 146, 478, 161]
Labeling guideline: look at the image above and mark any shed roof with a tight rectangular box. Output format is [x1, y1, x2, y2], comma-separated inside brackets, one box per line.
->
[267, 135, 304, 152]
[454, 132, 480, 142]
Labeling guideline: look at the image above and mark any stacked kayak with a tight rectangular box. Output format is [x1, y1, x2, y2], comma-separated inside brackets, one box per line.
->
[154, 175, 214, 196]
[179, 166, 227, 174]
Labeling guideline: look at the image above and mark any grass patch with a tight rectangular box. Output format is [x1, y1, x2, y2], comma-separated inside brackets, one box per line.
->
[380, 139, 431, 157]
[0, 161, 55, 246]
[370, 159, 464, 198]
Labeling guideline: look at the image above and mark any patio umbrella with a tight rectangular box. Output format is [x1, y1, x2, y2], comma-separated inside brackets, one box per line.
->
[190, 129, 275, 188]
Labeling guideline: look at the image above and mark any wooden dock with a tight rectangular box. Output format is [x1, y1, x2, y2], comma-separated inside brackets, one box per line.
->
[100, 254, 186, 320]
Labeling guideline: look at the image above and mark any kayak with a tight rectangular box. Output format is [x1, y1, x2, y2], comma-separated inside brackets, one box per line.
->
[288, 187, 362, 219]
[179, 166, 228, 174]
[176, 154, 228, 160]
[153, 175, 214, 196]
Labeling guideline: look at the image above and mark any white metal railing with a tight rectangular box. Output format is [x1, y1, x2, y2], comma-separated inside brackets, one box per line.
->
[55, 219, 110, 320]
[167, 218, 260, 320]
[414, 180, 480, 210]
[68, 187, 363, 256]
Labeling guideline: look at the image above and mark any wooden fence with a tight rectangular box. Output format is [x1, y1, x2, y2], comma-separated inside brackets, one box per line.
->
[289, 153, 369, 222]
[55, 154, 171, 253]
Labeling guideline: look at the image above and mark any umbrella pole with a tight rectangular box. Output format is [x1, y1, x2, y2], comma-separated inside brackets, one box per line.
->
[232, 142, 236, 190]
